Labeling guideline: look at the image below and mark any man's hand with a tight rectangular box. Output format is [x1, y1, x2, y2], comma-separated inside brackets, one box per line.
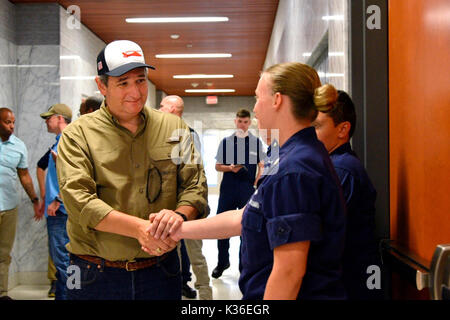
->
[137, 219, 178, 256]
[230, 164, 243, 173]
[146, 209, 184, 241]
[47, 200, 60, 216]
[33, 199, 44, 221]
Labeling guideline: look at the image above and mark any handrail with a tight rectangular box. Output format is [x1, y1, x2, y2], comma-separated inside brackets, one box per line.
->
[382, 240, 450, 299]
[381, 239, 430, 291]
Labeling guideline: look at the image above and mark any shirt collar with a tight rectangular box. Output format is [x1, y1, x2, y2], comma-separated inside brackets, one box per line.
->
[1, 134, 16, 144]
[279, 126, 317, 156]
[330, 142, 352, 156]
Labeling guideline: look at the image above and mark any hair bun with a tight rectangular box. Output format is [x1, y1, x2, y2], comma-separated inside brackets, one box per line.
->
[313, 84, 338, 112]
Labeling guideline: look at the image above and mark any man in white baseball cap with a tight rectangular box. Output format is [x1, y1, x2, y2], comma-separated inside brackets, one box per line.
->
[96, 40, 155, 77]
[56, 40, 209, 300]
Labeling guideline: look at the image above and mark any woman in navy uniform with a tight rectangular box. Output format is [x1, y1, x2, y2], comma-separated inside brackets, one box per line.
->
[313, 90, 382, 300]
[148, 62, 347, 300]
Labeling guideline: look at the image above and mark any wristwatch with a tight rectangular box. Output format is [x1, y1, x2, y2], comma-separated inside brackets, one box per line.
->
[175, 211, 188, 221]
[31, 197, 39, 204]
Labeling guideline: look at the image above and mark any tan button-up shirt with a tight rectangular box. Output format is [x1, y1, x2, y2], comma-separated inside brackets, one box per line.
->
[56, 103, 208, 261]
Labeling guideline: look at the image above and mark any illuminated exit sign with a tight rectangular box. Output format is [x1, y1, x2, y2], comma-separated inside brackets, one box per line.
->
[206, 96, 218, 104]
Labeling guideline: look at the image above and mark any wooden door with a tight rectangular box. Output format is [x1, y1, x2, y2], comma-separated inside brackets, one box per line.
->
[389, 0, 450, 299]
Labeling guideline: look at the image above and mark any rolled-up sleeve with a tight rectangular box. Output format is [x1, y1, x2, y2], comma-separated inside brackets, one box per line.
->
[261, 172, 324, 249]
[266, 213, 322, 250]
[57, 129, 113, 233]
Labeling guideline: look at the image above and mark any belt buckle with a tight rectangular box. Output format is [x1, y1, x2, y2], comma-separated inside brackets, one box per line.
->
[125, 260, 137, 271]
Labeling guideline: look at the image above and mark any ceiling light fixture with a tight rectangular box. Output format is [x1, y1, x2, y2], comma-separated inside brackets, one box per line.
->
[185, 89, 235, 93]
[170, 34, 180, 39]
[126, 17, 229, 23]
[302, 52, 312, 57]
[156, 53, 232, 59]
[173, 74, 234, 79]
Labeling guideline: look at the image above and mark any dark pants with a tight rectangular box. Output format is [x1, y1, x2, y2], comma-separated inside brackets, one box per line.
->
[67, 249, 181, 300]
[46, 212, 70, 300]
[180, 240, 192, 284]
[216, 180, 254, 267]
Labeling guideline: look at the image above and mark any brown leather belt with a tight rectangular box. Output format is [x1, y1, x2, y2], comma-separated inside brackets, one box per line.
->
[74, 253, 168, 271]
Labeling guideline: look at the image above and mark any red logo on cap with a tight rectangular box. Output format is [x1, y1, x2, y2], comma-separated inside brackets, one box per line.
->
[122, 50, 142, 58]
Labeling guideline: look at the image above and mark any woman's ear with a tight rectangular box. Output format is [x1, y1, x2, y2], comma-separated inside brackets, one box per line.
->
[273, 92, 282, 110]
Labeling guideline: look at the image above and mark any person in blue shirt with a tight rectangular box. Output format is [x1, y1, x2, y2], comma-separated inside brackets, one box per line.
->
[0, 108, 40, 300]
[37, 103, 72, 300]
[146, 62, 347, 300]
[312, 90, 382, 300]
[212, 108, 265, 279]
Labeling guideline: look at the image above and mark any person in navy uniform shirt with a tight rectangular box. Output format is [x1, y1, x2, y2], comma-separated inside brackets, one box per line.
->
[313, 90, 382, 300]
[147, 62, 347, 300]
[212, 108, 265, 279]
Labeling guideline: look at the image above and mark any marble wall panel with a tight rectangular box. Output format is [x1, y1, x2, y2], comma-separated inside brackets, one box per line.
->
[12, 43, 60, 277]
[59, 7, 104, 117]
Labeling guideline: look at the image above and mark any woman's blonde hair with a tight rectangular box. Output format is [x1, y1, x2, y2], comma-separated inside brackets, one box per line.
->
[263, 62, 338, 121]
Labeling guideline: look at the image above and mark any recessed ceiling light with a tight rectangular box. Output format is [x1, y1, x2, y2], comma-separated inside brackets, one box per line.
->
[185, 89, 235, 93]
[170, 34, 180, 39]
[126, 17, 229, 23]
[156, 53, 232, 58]
[302, 52, 312, 57]
[173, 74, 234, 79]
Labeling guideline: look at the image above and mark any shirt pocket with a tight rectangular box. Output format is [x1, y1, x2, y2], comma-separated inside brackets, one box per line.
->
[0, 152, 21, 169]
[149, 146, 178, 200]
[242, 202, 264, 233]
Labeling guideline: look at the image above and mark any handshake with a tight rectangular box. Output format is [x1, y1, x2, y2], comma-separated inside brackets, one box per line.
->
[137, 209, 185, 257]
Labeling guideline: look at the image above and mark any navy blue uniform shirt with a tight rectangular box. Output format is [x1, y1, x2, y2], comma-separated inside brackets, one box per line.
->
[330, 142, 381, 299]
[216, 132, 264, 189]
[239, 127, 347, 300]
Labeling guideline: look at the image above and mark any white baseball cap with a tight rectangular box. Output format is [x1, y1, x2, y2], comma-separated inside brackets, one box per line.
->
[96, 40, 155, 76]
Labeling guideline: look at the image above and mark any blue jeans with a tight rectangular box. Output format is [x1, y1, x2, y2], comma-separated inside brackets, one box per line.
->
[46, 212, 70, 300]
[67, 249, 182, 300]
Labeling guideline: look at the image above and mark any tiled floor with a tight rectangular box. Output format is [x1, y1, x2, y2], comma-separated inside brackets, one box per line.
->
[8, 194, 243, 300]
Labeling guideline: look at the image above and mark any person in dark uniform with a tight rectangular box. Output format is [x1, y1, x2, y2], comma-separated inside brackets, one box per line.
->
[312, 90, 382, 300]
[212, 109, 265, 278]
[158, 62, 347, 300]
